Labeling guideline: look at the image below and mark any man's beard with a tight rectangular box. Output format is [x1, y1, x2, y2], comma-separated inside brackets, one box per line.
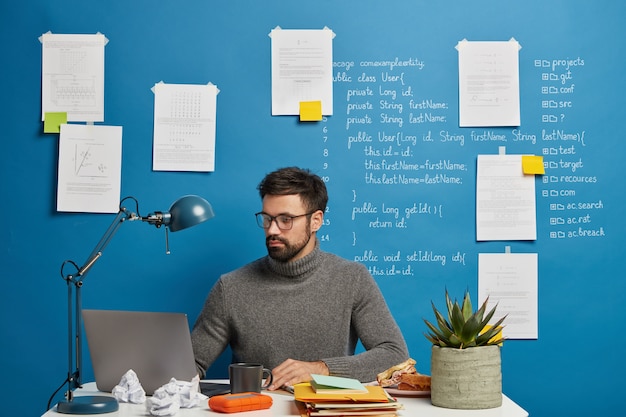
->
[266, 228, 312, 262]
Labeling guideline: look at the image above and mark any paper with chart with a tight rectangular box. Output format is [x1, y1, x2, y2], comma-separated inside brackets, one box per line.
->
[476, 154, 537, 241]
[457, 39, 521, 127]
[152, 82, 218, 172]
[40, 32, 106, 122]
[57, 124, 122, 213]
[478, 252, 538, 339]
[269, 27, 334, 116]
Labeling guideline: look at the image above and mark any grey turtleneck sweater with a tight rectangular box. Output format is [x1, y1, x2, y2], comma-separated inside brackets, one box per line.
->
[191, 242, 408, 382]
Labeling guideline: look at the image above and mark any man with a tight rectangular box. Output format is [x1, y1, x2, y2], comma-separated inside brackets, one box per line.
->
[191, 167, 408, 390]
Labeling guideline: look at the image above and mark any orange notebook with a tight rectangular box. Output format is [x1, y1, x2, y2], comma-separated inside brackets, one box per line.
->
[209, 392, 272, 413]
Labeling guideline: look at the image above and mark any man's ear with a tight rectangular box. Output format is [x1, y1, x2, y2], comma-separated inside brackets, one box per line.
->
[311, 210, 324, 232]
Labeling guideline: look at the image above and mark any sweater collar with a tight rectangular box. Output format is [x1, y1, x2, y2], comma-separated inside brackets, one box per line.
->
[266, 239, 321, 278]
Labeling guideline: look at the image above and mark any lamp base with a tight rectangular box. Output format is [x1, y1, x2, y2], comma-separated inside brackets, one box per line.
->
[57, 396, 119, 414]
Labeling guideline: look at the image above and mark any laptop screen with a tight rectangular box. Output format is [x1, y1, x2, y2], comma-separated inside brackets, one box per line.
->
[82, 309, 199, 395]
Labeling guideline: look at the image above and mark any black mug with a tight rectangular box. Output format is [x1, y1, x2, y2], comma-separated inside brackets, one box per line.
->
[229, 363, 273, 393]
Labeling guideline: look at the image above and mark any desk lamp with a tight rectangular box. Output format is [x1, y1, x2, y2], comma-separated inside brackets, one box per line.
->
[53, 195, 214, 414]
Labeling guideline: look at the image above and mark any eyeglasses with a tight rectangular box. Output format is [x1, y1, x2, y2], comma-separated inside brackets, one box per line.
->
[255, 211, 315, 230]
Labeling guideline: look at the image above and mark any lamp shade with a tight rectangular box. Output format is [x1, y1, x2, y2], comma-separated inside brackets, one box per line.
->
[164, 195, 215, 232]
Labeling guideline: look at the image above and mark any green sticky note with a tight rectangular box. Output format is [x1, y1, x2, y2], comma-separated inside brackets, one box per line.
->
[44, 112, 67, 133]
[310, 374, 367, 393]
[522, 155, 545, 175]
[299, 101, 322, 121]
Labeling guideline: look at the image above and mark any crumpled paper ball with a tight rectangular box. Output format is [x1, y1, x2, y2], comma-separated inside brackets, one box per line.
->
[146, 375, 207, 416]
[112, 369, 146, 404]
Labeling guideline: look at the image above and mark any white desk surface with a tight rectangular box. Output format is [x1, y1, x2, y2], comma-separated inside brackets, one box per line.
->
[43, 381, 528, 417]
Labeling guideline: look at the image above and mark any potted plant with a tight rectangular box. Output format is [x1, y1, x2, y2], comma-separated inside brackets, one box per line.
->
[423, 289, 506, 409]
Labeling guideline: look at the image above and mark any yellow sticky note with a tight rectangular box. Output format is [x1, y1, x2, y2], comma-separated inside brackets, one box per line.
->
[44, 112, 67, 133]
[299, 101, 322, 121]
[522, 155, 545, 175]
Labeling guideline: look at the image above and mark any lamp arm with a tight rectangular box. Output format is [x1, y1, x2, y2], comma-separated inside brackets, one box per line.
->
[63, 206, 137, 394]
[74, 207, 138, 283]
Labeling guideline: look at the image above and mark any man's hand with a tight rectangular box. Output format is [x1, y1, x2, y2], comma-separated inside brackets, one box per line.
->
[267, 359, 329, 391]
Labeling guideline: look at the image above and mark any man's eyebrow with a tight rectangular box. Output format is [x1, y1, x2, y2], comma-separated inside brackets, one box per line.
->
[261, 211, 295, 216]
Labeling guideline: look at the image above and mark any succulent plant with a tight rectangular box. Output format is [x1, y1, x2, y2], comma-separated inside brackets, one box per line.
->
[424, 289, 506, 348]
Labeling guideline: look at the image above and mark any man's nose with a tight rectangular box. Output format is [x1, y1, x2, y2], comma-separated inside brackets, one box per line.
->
[267, 218, 282, 233]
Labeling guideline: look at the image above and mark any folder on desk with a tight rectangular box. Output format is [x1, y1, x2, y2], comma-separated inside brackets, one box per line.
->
[294, 383, 390, 403]
[295, 382, 401, 417]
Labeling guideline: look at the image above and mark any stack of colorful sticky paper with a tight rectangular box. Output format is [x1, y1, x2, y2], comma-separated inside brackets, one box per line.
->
[294, 376, 403, 417]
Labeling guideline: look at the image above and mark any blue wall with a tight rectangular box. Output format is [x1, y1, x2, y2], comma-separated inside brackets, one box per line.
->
[1, 1, 624, 416]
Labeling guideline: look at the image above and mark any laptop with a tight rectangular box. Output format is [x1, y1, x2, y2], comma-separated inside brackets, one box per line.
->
[82, 309, 199, 395]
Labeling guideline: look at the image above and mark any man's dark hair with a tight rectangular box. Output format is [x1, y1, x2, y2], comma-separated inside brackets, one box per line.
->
[257, 167, 328, 213]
